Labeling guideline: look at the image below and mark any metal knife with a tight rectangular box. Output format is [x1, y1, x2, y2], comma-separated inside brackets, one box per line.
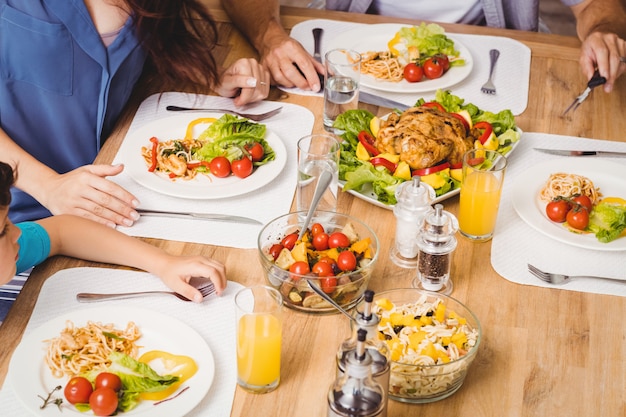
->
[534, 148, 626, 158]
[359, 91, 412, 111]
[137, 209, 262, 225]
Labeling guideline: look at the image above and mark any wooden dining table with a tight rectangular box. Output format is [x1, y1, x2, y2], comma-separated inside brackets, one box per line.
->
[2, 3, 625, 417]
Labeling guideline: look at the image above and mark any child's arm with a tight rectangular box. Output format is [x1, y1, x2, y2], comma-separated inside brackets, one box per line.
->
[36, 215, 227, 302]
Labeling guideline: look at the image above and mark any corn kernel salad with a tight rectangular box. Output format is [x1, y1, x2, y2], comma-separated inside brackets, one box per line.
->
[373, 294, 479, 398]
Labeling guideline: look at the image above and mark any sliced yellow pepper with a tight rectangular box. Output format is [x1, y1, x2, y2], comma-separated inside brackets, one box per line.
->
[138, 351, 198, 401]
[185, 117, 216, 140]
[355, 142, 371, 161]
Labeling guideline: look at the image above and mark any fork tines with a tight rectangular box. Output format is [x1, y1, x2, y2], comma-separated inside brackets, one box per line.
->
[198, 282, 216, 297]
[527, 264, 550, 282]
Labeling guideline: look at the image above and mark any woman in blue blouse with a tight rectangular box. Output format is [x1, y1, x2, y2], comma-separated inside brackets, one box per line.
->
[0, 0, 270, 227]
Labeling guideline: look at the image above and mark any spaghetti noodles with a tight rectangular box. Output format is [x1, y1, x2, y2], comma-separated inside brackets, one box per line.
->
[360, 51, 405, 82]
[539, 172, 600, 203]
[44, 320, 141, 378]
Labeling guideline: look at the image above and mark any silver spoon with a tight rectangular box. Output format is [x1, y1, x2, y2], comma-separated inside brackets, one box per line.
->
[297, 170, 333, 241]
[307, 280, 355, 321]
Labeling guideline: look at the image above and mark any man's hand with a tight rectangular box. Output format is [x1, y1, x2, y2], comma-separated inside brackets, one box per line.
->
[580, 31, 626, 92]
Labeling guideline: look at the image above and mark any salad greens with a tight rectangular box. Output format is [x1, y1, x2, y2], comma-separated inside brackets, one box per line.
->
[194, 114, 275, 167]
[391, 23, 464, 66]
[334, 90, 521, 206]
[587, 201, 626, 243]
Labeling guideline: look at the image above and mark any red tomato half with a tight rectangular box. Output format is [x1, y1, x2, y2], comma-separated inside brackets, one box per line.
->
[232, 157, 253, 178]
[64, 376, 93, 405]
[89, 387, 118, 416]
[403, 63, 423, 83]
[209, 156, 231, 178]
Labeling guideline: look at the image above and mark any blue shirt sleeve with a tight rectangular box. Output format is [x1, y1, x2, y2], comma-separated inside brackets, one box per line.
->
[16, 222, 51, 274]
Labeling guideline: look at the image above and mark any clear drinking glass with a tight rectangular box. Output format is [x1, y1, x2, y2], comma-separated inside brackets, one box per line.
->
[235, 285, 283, 394]
[458, 149, 507, 241]
[297, 134, 340, 217]
[323, 49, 361, 131]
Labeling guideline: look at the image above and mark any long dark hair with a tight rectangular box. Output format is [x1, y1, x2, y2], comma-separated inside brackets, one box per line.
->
[0, 161, 15, 208]
[127, 0, 220, 90]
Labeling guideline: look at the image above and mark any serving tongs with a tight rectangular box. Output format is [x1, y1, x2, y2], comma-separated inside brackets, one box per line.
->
[563, 69, 606, 115]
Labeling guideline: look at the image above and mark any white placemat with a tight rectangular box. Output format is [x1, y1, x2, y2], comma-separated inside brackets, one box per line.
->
[283, 19, 530, 115]
[491, 133, 626, 297]
[111, 92, 315, 249]
[0, 267, 243, 416]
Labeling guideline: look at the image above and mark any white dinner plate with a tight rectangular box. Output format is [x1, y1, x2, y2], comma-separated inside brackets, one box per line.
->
[511, 158, 626, 251]
[326, 23, 473, 93]
[118, 114, 287, 199]
[340, 127, 523, 210]
[9, 306, 215, 417]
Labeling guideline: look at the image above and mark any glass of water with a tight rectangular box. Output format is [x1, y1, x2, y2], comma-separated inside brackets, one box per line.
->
[297, 134, 341, 217]
[323, 49, 361, 131]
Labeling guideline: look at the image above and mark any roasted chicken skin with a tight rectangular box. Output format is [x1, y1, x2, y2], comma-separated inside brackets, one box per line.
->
[376, 107, 475, 169]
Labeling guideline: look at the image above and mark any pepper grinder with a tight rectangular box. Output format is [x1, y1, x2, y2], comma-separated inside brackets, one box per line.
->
[328, 329, 386, 417]
[413, 204, 458, 294]
[390, 177, 435, 268]
[337, 290, 390, 416]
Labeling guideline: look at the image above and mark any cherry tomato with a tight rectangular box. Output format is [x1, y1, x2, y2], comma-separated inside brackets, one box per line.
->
[318, 256, 337, 266]
[311, 223, 325, 236]
[337, 251, 357, 272]
[546, 199, 571, 223]
[423, 57, 445, 79]
[312, 232, 330, 251]
[245, 142, 264, 162]
[328, 232, 350, 249]
[231, 157, 253, 179]
[289, 261, 310, 275]
[566, 206, 589, 230]
[64, 376, 93, 405]
[89, 387, 118, 416]
[269, 243, 284, 260]
[312, 261, 335, 277]
[95, 373, 122, 393]
[281, 233, 298, 250]
[572, 195, 593, 212]
[434, 54, 450, 72]
[209, 156, 231, 178]
[403, 62, 423, 83]
[320, 277, 338, 294]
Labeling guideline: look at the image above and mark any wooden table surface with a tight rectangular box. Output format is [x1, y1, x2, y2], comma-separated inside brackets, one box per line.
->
[2, 4, 625, 417]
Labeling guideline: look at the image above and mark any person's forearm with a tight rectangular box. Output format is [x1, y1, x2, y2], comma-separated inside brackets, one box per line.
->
[571, 0, 626, 40]
[221, 0, 283, 53]
[0, 127, 58, 205]
[39, 215, 170, 274]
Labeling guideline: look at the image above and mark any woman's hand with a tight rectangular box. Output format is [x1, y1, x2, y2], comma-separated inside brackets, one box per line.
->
[579, 31, 626, 92]
[214, 58, 271, 106]
[41, 164, 139, 228]
[155, 255, 227, 303]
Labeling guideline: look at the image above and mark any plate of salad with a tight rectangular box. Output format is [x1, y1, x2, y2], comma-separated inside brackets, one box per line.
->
[334, 90, 522, 209]
[9, 306, 214, 416]
[326, 23, 473, 93]
[119, 113, 287, 199]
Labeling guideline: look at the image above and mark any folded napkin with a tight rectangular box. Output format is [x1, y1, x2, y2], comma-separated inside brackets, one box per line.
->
[491, 133, 626, 297]
[284, 19, 530, 115]
[111, 92, 314, 249]
[0, 267, 243, 417]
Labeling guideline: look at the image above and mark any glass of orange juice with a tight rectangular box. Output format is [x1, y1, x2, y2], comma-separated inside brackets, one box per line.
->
[235, 285, 283, 393]
[458, 149, 507, 241]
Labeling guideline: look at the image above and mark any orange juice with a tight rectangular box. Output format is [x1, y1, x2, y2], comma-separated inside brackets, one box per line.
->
[237, 313, 282, 387]
[458, 170, 503, 238]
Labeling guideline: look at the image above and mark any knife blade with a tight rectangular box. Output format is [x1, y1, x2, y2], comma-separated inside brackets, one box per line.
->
[534, 148, 626, 158]
[137, 209, 262, 225]
[358, 91, 412, 111]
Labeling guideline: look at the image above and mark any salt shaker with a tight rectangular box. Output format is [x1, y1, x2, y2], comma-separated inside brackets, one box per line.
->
[413, 204, 458, 294]
[337, 290, 390, 416]
[328, 329, 386, 417]
[390, 177, 435, 268]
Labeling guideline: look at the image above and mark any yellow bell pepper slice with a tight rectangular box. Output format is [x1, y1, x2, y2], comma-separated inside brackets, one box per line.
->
[185, 117, 216, 140]
[138, 351, 198, 401]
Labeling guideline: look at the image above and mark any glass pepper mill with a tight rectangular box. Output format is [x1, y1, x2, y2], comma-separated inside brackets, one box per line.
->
[390, 177, 435, 268]
[336, 290, 389, 417]
[413, 203, 458, 295]
[328, 329, 385, 417]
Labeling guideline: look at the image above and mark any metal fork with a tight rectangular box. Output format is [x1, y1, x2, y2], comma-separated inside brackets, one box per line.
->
[480, 49, 500, 95]
[76, 280, 215, 302]
[166, 105, 282, 122]
[527, 264, 624, 285]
